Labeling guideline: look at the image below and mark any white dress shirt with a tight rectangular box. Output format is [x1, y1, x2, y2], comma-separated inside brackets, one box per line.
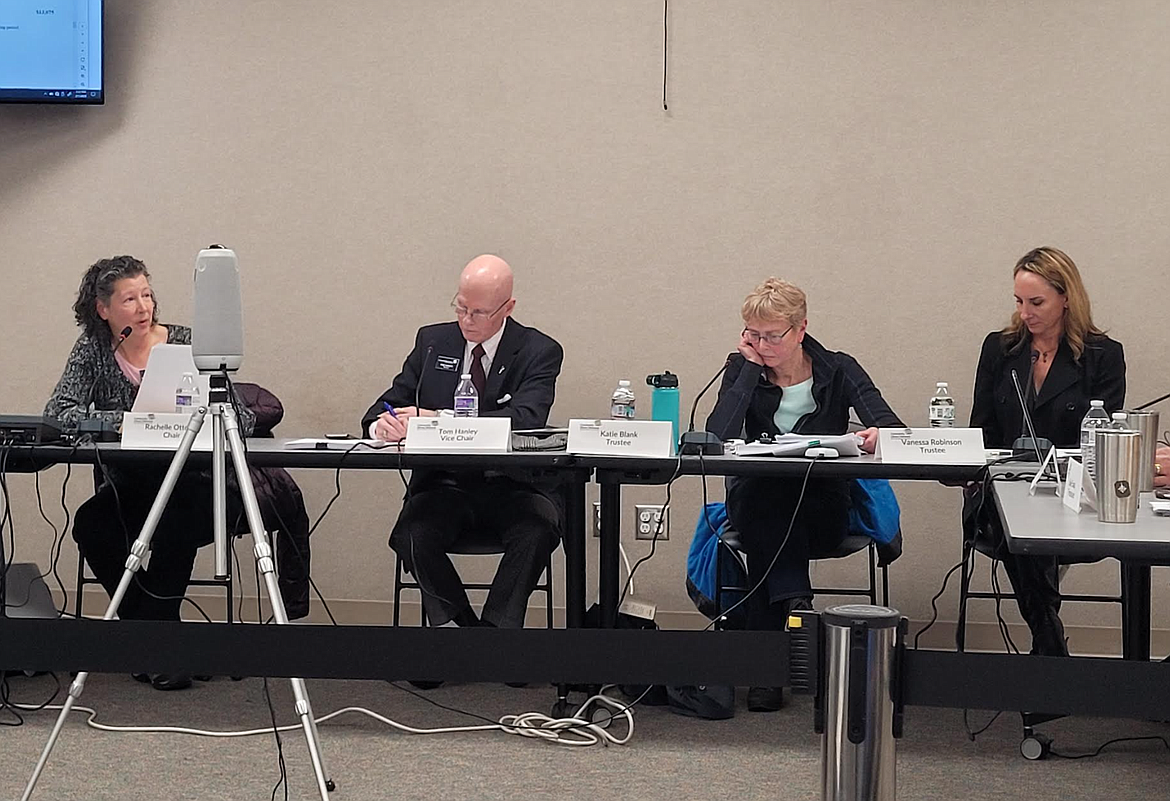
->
[463, 319, 507, 380]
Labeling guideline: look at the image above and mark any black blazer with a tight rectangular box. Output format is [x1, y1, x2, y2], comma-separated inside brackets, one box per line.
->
[969, 331, 1125, 449]
[705, 335, 903, 442]
[361, 318, 563, 494]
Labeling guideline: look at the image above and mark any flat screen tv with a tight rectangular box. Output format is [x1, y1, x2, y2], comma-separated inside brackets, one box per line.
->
[0, 1, 103, 104]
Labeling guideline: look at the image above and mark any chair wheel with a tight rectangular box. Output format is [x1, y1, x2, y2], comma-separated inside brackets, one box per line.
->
[551, 700, 572, 718]
[1020, 732, 1052, 760]
[586, 701, 612, 728]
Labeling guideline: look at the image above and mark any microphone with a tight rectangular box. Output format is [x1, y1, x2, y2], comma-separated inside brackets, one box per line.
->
[192, 246, 244, 373]
[113, 325, 132, 351]
[1010, 367, 1052, 463]
[1135, 391, 1170, 410]
[415, 345, 434, 413]
[679, 357, 731, 455]
[1018, 349, 1039, 432]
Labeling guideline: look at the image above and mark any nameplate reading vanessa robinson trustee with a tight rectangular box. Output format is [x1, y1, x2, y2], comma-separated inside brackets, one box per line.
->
[875, 428, 986, 465]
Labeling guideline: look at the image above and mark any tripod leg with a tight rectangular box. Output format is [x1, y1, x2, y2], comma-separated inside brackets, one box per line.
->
[221, 406, 334, 797]
[212, 407, 229, 580]
[22, 408, 207, 801]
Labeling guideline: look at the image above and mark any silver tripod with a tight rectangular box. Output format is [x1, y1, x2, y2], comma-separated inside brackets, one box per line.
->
[22, 375, 334, 800]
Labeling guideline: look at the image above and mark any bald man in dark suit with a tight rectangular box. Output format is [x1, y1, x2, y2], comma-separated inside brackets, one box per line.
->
[361, 255, 562, 629]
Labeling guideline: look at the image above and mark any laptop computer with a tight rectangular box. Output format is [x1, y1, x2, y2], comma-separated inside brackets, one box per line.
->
[132, 344, 211, 413]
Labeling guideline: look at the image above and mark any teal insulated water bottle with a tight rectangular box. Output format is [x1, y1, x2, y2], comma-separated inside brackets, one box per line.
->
[647, 372, 680, 454]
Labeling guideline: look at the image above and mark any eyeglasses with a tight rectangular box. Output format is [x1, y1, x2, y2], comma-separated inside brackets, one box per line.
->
[451, 296, 510, 323]
[742, 325, 793, 346]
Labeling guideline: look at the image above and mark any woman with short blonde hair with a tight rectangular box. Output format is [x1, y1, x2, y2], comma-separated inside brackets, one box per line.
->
[705, 276, 903, 712]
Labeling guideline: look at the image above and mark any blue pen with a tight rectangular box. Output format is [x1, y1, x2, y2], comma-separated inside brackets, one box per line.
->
[382, 402, 399, 419]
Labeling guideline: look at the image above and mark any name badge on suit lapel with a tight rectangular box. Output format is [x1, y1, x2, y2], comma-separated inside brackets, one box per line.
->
[434, 355, 460, 373]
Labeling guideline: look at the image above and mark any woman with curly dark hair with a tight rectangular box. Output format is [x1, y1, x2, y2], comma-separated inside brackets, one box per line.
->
[46, 255, 252, 691]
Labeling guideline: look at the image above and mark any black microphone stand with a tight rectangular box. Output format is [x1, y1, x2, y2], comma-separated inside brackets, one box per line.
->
[680, 359, 730, 455]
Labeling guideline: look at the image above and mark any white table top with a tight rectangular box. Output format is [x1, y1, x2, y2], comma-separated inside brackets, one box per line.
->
[993, 479, 1170, 559]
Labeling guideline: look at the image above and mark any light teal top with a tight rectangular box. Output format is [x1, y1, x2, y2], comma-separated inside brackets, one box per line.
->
[772, 376, 816, 434]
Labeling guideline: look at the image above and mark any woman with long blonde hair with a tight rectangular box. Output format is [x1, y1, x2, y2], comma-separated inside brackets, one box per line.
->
[969, 246, 1125, 656]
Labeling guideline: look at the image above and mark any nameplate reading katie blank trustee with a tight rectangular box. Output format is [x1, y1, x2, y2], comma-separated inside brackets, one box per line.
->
[567, 419, 675, 458]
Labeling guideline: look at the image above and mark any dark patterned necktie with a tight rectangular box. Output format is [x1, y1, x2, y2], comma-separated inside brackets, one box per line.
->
[470, 344, 487, 398]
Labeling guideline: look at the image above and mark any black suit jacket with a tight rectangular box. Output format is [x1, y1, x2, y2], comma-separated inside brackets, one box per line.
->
[361, 318, 563, 494]
[969, 331, 1126, 449]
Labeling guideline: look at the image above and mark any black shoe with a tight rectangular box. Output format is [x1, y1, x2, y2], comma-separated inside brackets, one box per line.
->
[151, 673, 193, 691]
[747, 686, 784, 712]
[408, 680, 444, 690]
[131, 672, 152, 684]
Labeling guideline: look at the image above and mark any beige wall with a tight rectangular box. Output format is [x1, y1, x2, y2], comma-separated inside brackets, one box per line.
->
[3, 1, 1168, 650]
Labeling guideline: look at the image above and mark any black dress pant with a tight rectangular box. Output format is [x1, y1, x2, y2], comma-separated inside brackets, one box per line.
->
[390, 477, 560, 628]
[962, 485, 1068, 656]
[73, 469, 216, 622]
[726, 476, 850, 630]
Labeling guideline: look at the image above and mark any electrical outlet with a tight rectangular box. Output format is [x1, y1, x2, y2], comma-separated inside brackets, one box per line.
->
[592, 502, 601, 537]
[634, 504, 669, 540]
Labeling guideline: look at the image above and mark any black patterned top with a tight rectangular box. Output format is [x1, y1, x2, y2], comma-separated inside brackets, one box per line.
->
[44, 323, 254, 434]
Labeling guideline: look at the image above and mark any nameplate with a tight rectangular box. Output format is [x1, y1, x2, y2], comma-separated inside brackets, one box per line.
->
[121, 412, 214, 452]
[1029, 445, 1063, 497]
[566, 419, 674, 458]
[403, 417, 511, 453]
[1061, 457, 1097, 512]
[875, 427, 986, 465]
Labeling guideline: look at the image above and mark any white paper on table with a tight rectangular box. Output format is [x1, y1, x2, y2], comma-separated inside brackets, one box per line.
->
[734, 433, 863, 458]
[283, 438, 391, 451]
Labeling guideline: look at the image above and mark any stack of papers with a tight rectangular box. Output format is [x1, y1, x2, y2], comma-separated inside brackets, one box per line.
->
[733, 434, 863, 458]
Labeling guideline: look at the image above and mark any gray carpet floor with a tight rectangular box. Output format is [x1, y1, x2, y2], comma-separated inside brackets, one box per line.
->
[2, 673, 1168, 800]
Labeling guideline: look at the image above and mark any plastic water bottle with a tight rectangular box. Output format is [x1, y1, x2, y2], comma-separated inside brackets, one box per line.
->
[453, 373, 479, 417]
[1109, 412, 1129, 430]
[928, 382, 956, 427]
[174, 372, 198, 414]
[610, 380, 636, 420]
[1080, 400, 1109, 482]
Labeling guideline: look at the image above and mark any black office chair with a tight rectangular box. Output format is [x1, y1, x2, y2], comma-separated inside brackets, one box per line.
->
[955, 535, 1122, 653]
[712, 527, 895, 628]
[392, 534, 556, 628]
[74, 546, 235, 622]
[74, 465, 237, 622]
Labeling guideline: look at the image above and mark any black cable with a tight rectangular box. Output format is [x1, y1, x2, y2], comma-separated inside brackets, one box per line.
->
[262, 677, 289, 801]
[912, 558, 966, 650]
[701, 457, 820, 633]
[222, 375, 343, 625]
[387, 679, 652, 735]
[90, 442, 213, 622]
[662, 0, 669, 111]
[51, 451, 79, 614]
[1051, 735, 1170, 760]
[616, 452, 684, 618]
[963, 709, 1003, 740]
[990, 555, 1020, 655]
[1, 440, 16, 597]
[0, 673, 24, 727]
[387, 680, 505, 726]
